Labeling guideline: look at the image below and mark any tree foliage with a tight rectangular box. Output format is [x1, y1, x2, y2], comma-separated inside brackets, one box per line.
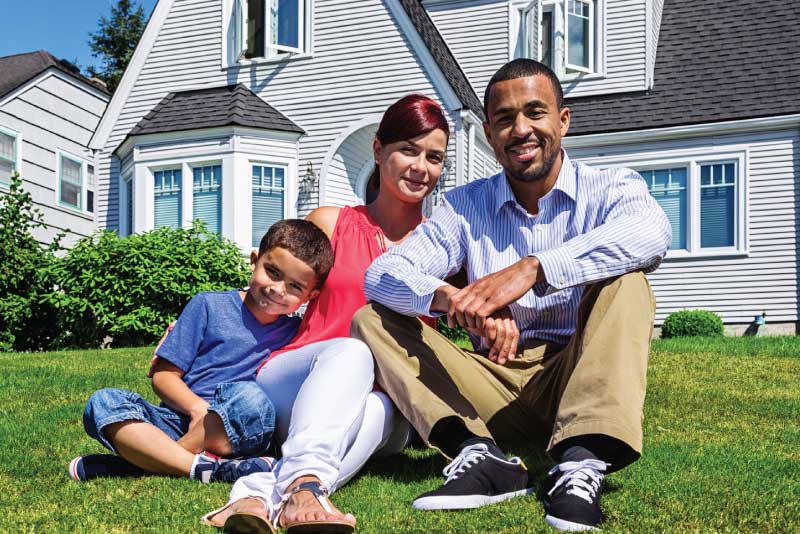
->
[0, 173, 60, 351]
[87, 0, 147, 92]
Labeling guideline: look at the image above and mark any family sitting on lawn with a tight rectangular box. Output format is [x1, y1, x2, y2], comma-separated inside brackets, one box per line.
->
[70, 59, 671, 533]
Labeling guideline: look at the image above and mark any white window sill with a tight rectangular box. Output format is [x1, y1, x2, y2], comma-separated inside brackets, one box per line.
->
[663, 248, 749, 261]
[559, 71, 606, 83]
[57, 202, 95, 220]
[224, 53, 313, 70]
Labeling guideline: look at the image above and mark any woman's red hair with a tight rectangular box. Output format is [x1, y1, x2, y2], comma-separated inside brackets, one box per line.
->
[367, 94, 450, 202]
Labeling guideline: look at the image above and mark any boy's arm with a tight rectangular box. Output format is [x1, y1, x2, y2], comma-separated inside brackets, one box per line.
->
[151, 358, 209, 423]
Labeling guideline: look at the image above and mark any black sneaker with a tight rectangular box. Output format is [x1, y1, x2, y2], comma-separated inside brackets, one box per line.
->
[412, 443, 533, 510]
[68, 454, 146, 481]
[191, 453, 275, 483]
[543, 459, 608, 531]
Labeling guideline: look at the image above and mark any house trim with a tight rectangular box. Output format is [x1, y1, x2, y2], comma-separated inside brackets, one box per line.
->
[318, 113, 385, 207]
[386, 2, 462, 113]
[563, 114, 800, 148]
[0, 68, 110, 109]
[89, 0, 176, 150]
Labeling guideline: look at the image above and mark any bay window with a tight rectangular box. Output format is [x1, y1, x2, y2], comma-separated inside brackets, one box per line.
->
[153, 168, 182, 229]
[192, 164, 223, 235]
[251, 163, 286, 247]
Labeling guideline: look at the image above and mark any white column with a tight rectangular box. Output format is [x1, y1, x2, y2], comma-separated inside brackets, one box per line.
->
[229, 151, 252, 254]
[181, 162, 193, 228]
[133, 163, 153, 233]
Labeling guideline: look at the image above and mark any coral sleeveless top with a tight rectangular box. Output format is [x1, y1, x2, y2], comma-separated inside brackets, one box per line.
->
[259, 205, 393, 368]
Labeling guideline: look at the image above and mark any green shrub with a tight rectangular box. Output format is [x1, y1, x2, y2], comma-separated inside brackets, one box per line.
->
[437, 317, 471, 345]
[661, 309, 724, 338]
[43, 222, 250, 348]
[0, 173, 60, 352]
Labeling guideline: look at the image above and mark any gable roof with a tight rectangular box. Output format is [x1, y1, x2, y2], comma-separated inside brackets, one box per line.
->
[122, 83, 303, 145]
[0, 50, 110, 100]
[399, 0, 485, 120]
[567, 0, 800, 136]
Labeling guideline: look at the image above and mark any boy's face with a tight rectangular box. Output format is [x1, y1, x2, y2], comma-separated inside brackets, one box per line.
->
[246, 246, 320, 320]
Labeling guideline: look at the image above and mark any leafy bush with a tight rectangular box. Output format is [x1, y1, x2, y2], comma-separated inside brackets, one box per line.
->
[437, 317, 470, 345]
[0, 173, 60, 352]
[661, 309, 724, 338]
[43, 223, 250, 348]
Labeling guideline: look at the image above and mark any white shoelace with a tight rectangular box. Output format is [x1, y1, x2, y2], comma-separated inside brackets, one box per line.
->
[547, 459, 609, 504]
[442, 443, 490, 483]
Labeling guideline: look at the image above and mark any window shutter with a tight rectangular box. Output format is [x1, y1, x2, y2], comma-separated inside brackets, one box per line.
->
[251, 165, 285, 247]
[154, 169, 182, 229]
[700, 163, 735, 248]
[193, 165, 222, 234]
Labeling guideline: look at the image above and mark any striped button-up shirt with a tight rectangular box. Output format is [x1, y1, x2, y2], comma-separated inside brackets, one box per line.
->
[364, 151, 672, 348]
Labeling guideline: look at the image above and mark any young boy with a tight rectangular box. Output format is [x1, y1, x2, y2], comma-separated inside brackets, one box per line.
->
[70, 219, 334, 483]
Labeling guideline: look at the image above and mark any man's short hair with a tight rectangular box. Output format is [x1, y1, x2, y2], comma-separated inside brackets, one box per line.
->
[483, 59, 564, 118]
[257, 219, 334, 289]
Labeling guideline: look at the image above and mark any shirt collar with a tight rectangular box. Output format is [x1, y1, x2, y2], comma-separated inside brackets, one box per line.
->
[492, 149, 577, 215]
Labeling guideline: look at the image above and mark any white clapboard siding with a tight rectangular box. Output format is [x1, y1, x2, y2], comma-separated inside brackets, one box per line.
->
[472, 137, 500, 180]
[97, 0, 465, 228]
[649, 0, 665, 84]
[563, 0, 647, 97]
[568, 128, 799, 325]
[0, 73, 107, 246]
[424, 0, 510, 96]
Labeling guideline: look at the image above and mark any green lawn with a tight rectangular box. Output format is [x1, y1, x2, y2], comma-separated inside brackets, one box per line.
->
[1, 337, 798, 533]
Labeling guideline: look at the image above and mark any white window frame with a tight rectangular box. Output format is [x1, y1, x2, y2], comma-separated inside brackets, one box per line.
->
[152, 166, 184, 229]
[515, 0, 605, 80]
[564, 0, 594, 73]
[224, 0, 313, 67]
[578, 149, 748, 259]
[56, 150, 95, 216]
[0, 125, 21, 187]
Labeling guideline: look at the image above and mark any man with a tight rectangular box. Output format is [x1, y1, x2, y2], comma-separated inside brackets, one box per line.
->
[351, 59, 671, 532]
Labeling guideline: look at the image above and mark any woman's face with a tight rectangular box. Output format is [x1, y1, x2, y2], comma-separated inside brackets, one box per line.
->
[373, 128, 448, 204]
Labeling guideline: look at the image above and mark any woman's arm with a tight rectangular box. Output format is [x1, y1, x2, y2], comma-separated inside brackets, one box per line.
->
[305, 206, 341, 239]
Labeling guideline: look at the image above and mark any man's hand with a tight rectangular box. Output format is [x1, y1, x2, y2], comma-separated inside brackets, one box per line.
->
[483, 307, 520, 365]
[448, 257, 543, 331]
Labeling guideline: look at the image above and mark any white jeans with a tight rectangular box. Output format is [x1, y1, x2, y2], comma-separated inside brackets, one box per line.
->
[225, 338, 410, 510]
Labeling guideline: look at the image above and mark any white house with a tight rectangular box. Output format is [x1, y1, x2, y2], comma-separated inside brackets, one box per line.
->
[91, 0, 798, 334]
[0, 51, 110, 246]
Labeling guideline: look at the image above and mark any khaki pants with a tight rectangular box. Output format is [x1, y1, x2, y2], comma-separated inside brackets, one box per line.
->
[351, 272, 656, 471]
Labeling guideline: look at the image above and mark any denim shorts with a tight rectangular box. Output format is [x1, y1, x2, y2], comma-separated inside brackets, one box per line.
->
[82, 381, 275, 458]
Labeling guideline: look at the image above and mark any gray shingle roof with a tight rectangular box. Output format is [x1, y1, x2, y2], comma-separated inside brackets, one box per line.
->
[128, 84, 305, 137]
[566, 0, 800, 136]
[0, 50, 110, 100]
[400, 0, 485, 120]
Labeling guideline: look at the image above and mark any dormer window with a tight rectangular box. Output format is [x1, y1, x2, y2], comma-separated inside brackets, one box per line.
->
[517, 0, 604, 78]
[230, 0, 310, 63]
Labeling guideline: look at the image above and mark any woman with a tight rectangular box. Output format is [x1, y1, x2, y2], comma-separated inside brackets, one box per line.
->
[204, 94, 450, 534]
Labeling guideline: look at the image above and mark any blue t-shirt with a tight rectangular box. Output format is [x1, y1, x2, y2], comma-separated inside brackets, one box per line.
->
[156, 290, 301, 401]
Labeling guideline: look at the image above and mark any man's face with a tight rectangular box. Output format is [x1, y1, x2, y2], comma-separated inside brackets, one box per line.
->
[483, 75, 570, 183]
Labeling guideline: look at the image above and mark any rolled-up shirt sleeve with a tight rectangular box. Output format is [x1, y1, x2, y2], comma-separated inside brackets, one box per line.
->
[364, 198, 464, 316]
[533, 168, 672, 296]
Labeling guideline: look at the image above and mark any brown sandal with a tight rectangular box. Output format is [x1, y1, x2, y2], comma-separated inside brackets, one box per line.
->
[276, 481, 355, 534]
[200, 497, 276, 534]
